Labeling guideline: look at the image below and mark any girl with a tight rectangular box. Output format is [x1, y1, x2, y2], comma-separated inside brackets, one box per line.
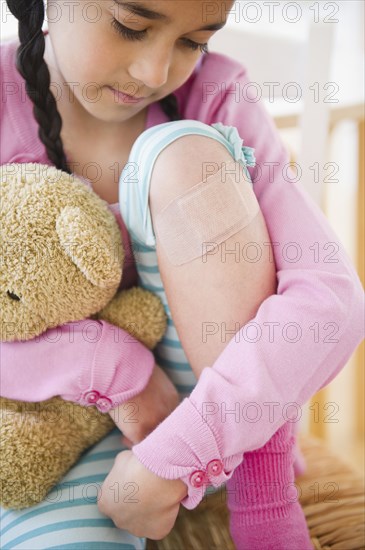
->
[0, 0, 363, 548]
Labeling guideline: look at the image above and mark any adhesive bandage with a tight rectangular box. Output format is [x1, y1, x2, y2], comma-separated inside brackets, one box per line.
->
[153, 160, 260, 266]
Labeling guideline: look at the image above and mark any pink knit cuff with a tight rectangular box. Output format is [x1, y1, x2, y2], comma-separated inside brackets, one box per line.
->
[132, 398, 243, 509]
[63, 320, 155, 412]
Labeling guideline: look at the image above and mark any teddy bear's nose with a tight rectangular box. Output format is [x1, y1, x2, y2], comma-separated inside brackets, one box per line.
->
[7, 291, 20, 301]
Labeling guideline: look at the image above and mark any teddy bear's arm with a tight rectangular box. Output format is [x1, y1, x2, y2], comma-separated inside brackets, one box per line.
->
[97, 287, 167, 350]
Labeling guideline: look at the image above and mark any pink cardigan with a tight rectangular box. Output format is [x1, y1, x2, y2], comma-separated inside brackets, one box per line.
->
[1, 35, 364, 509]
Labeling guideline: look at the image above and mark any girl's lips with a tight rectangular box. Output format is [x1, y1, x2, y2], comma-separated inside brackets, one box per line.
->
[108, 86, 146, 103]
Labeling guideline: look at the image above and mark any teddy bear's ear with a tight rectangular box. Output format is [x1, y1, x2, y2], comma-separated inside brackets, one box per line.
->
[56, 206, 122, 288]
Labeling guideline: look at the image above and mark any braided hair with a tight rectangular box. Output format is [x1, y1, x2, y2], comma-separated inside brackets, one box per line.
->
[6, 0, 181, 174]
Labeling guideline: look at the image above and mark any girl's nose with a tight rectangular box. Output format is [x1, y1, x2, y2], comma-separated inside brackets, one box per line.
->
[128, 45, 171, 90]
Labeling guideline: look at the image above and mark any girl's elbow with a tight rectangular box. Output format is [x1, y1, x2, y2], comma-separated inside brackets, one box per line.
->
[340, 271, 364, 341]
[350, 279, 365, 337]
[313, 269, 363, 339]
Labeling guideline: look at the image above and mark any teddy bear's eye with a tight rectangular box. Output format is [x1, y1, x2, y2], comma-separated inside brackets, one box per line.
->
[7, 291, 21, 301]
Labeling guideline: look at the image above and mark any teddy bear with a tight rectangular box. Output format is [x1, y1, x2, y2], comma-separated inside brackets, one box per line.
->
[0, 162, 167, 510]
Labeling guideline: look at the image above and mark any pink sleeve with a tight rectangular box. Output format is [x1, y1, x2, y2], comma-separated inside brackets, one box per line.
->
[0, 319, 155, 413]
[131, 67, 365, 509]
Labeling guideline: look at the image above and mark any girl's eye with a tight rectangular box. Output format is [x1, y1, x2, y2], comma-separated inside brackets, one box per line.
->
[111, 18, 146, 41]
[183, 39, 209, 54]
[110, 19, 209, 54]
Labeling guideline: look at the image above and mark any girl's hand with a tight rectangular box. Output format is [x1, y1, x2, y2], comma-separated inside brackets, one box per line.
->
[97, 450, 188, 540]
[109, 364, 180, 445]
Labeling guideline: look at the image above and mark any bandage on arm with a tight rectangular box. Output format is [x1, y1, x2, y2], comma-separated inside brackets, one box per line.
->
[153, 161, 260, 266]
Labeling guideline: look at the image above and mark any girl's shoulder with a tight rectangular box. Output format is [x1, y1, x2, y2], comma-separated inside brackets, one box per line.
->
[0, 37, 19, 138]
[1, 37, 20, 109]
[176, 51, 249, 123]
[0, 36, 19, 80]
[1, 36, 47, 165]
[199, 51, 248, 78]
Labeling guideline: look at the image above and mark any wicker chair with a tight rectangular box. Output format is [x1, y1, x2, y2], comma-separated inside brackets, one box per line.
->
[146, 434, 365, 550]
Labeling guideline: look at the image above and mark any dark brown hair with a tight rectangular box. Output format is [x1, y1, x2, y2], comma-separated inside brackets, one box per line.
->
[6, 0, 181, 174]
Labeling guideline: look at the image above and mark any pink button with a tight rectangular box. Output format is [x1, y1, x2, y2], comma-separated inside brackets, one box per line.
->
[189, 470, 207, 488]
[84, 390, 100, 404]
[206, 459, 223, 477]
[96, 396, 113, 413]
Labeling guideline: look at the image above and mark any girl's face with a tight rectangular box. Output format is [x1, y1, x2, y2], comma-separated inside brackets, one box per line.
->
[45, 0, 233, 124]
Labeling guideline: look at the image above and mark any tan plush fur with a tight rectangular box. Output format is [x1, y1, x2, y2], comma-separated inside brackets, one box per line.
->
[0, 163, 167, 509]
